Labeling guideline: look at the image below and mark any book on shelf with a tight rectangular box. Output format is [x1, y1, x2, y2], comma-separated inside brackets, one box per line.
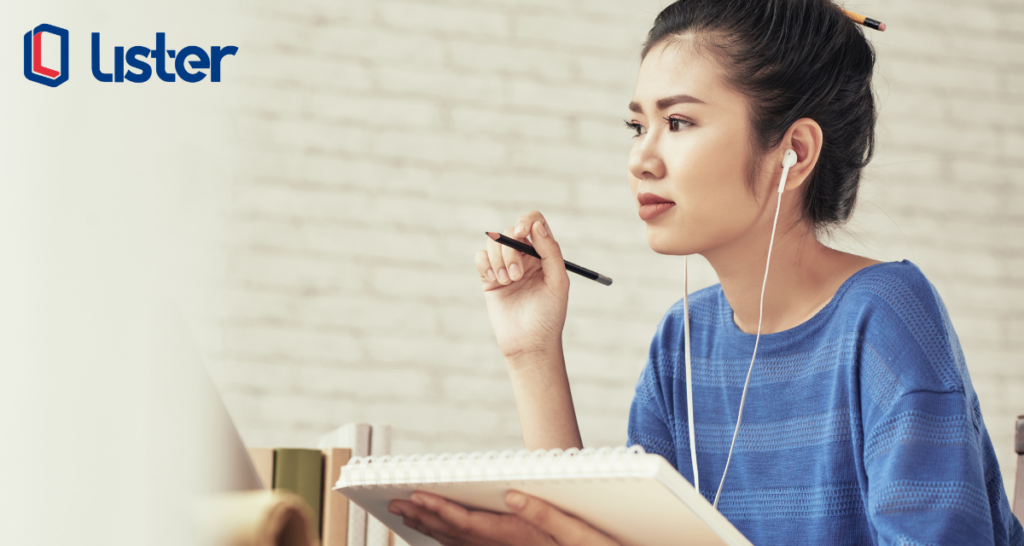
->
[247, 447, 275, 490]
[319, 423, 372, 546]
[322, 447, 353, 546]
[246, 446, 353, 546]
[243, 423, 404, 546]
[366, 424, 393, 546]
[334, 445, 752, 546]
[273, 449, 324, 533]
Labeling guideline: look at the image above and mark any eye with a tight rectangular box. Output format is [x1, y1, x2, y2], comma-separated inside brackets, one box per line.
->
[663, 116, 693, 131]
[623, 119, 646, 138]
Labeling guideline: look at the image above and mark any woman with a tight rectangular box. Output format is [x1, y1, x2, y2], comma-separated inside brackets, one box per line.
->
[389, 0, 1024, 544]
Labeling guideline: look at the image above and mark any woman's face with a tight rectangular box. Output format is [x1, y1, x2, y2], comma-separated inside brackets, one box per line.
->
[627, 38, 774, 257]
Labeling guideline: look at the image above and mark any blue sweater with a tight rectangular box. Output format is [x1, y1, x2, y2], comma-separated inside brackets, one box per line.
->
[627, 260, 1024, 545]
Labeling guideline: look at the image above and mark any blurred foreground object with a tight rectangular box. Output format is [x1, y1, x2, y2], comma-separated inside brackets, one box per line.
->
[192, 490, 318, 546]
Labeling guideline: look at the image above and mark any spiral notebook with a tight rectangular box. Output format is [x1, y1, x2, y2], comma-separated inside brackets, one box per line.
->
[333, 446, 752, 546]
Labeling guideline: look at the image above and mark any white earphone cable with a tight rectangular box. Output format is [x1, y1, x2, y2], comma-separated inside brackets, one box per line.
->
[683, 255, 699, 493]
[710, 160, 792, 509]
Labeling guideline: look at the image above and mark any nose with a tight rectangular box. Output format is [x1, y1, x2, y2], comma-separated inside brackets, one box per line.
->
[627, 129, 665, 184]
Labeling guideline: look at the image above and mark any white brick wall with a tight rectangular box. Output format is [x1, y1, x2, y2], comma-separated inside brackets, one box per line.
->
[211, 0, 1024, 497]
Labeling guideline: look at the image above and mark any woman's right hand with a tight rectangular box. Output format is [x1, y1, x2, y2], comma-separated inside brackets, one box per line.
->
[389, 490, 622, 546]
[474, 211, 570, 363]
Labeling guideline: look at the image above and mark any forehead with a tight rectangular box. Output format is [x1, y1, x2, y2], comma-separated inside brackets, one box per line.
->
[631, 38, 740, 111]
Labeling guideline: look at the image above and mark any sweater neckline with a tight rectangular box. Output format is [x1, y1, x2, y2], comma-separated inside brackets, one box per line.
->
[717, 259, 910, 342]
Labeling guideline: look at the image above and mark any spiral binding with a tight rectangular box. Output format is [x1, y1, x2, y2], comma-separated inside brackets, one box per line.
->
[336, 445, 653, 489]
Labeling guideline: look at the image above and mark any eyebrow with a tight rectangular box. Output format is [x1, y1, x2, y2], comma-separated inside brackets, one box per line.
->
[628, 94, 706, 113]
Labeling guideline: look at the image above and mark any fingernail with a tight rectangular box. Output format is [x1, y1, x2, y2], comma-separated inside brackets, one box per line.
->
[486, 269, 496, 281]
[515, 223, 525, 236]
[389, 504, 402, 515]
[536, 221, 549, 238]
[498, 268, 510, 283]
[508, 263, 521, 280]
[506, 492, 526, 510]
[410, 494, 424, 506]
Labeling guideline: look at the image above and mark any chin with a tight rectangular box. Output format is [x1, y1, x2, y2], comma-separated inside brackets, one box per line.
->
[645, 225, 689, 255]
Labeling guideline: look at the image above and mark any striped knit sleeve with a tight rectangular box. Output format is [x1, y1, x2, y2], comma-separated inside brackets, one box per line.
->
[856, 266, 1023, 545]
[627, 307, 681, 469]
[863, 388, 1000, 545]
[627, 360, 677, 466]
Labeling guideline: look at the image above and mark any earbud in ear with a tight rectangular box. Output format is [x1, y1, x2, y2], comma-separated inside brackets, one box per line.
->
[782, 149, 798, 169]
[777, 149, 797, 193]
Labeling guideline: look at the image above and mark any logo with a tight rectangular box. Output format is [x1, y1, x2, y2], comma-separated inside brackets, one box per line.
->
[22, 25, 238, 86]
[24, 24, 69, 87]
[91, 32, 238, 83]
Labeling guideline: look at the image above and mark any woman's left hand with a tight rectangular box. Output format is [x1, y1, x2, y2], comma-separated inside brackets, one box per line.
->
[388, 490, 621, 546]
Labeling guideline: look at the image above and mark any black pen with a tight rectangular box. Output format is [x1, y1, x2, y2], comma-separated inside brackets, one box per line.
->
[485, 232, 613, 286]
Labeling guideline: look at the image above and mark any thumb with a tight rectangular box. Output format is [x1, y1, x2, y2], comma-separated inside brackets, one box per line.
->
[530, 220, 568, 287]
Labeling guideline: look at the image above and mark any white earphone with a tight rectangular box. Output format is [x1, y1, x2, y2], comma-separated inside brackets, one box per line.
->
[782, 148, 798, 168]
[683, 148, 797, 509]
[778, 148, 798, 192]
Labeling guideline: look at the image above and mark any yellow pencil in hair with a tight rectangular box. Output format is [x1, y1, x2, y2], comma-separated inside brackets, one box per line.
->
[842, 8, 886, 31]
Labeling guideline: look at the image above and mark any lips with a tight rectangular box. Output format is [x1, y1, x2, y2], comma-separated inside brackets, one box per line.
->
[637, 191, 675, 221]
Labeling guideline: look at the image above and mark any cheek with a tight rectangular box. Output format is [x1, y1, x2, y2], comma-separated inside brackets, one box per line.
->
[691, 159, 752, 215]
[682, 135, 747, 197]
[658, 136, 760, 251]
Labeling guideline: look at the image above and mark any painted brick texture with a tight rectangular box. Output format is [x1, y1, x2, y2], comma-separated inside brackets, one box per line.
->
[212, 0, 1024, 497]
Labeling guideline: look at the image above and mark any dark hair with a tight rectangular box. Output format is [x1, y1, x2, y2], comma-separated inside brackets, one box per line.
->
[642, 0, 876, 229]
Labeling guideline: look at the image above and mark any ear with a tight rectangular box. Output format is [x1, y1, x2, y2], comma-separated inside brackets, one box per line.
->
[779, 118, 823, 192]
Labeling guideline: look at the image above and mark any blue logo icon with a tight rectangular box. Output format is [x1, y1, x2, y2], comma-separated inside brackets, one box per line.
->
[24, 24, 70, 87]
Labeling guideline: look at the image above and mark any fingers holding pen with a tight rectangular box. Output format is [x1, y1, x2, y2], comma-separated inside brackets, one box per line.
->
[507, 211, 551, 281]
[528, 220, 569, 290]
[513, 211, 550, 242]
[486, 232, 512, 285]
[502, 227, 526, 281]
[480, 211, 560, 288]
[475, 250, 498, 285]
[488, 225, 532, 286]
